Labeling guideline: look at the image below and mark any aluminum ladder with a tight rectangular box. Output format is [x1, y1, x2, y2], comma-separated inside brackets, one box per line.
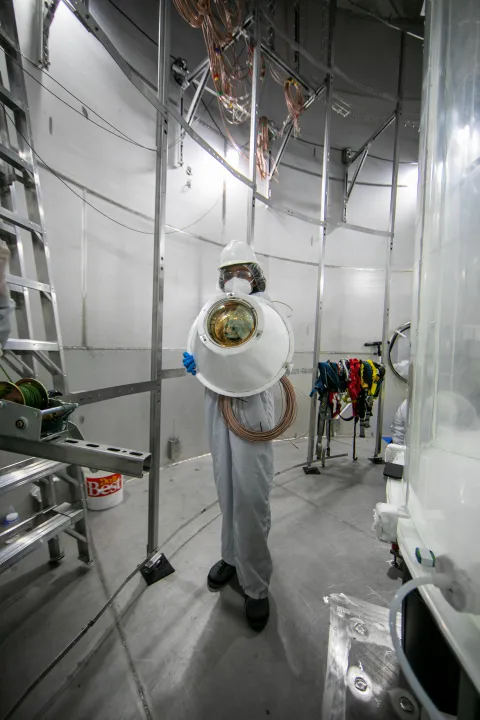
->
[0, 0, 67, 391]
[0, 0, 91, 573]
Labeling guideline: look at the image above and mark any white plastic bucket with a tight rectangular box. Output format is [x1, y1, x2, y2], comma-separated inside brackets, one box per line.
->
[83, 469, 124, 510]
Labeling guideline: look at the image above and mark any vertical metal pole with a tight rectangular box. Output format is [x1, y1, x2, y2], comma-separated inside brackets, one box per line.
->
[35, 0, 45, 67]
[372, 32, 405, 460]
[81, 189, 87, 348]
[305, 0, 336, 470]
[147, 0, 170, 554]
[246, 0, 261, 247]
[342, 163, 349, 222]
[222, 138, 227, 243]
[178, 90, 184, 168]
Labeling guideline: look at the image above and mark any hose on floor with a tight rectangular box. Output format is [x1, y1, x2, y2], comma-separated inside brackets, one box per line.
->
[219, 376, 297, 442]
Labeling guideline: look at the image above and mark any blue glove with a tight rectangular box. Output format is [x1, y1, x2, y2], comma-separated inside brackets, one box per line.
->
[183, 351, 196, 376]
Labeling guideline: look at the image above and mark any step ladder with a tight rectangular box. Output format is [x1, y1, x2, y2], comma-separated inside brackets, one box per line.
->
[0, 0, 91, 573]
[0, 459, 92, 574]
[0, 0, 67, 392]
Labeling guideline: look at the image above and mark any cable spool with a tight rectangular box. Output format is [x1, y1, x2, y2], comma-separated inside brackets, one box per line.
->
[0, 378, 49, 409]
[219, 376, 297, 442]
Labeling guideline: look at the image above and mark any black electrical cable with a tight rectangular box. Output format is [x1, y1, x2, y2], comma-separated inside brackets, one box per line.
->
[166, 193, 222, 234]
[0, 454, 314, 720]
[15, 57, 157, 150]
[1, 561, 143, 720]
[105, 0, 158, 46]
[201, 98, 225, 140]
[4, 110, 155, 235]
[10, 48, 155, 150]
[293, 134, 415, 164]
[6, 110, 224, 236]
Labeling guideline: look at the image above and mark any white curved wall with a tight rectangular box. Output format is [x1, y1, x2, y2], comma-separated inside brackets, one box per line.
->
[5, 0, 421, 469]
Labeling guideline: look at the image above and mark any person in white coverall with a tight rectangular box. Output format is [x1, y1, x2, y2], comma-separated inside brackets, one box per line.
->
[183, 239, 274, 631]
[391, 398, 408, 445]
[0, 240, 12, 351]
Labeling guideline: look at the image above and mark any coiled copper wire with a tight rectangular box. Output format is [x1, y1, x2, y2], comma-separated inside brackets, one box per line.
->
[219, 376, 297, 442]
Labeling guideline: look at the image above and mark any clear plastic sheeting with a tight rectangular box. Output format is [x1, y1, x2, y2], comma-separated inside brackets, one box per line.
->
[406, 0, 480, 669]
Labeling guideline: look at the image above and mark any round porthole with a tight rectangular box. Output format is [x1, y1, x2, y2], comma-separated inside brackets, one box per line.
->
[206, 298, 257, 348]
[389, 321, 411, 382]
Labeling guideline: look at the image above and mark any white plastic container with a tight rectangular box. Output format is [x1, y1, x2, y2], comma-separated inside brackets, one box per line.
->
[2, 507, 21, 544]
[83, 469, 123, 511]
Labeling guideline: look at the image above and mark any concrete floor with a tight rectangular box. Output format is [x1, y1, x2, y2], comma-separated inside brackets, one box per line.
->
[0, 437, 400, 720]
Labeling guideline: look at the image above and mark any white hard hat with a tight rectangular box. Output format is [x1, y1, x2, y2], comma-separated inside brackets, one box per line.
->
[219, 239, 259, 269]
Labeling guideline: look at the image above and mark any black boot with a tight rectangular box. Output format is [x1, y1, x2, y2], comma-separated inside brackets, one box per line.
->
[245, 596, 270, 631]
[207, 559, 236, 591]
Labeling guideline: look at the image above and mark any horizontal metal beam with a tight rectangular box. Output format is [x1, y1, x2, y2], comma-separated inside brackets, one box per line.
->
[60, 371, 185, 405]
[7, 274, 51, 293]
[0, 82, 24, 112]
[0, 435, 151, 478]
[60, 380, 156, 405]
[4, 338, 58, 351]
[0, 503, 83, 574]
[255, 192, 325, 226]
[0, 206, 42, 234]
[0, 142, 33, 173]
[0, 457, 68, 495]
[338, 221, 392, 238]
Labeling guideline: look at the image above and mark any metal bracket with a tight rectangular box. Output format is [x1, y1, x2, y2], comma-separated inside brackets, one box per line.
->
[0, 400, 42, 439]
[37, 0, 61, 69]
[140, 551, 175, 586]
[342, 112, 396, 221]
[303, 464, 321, 475]
[0, 433, 151, 477]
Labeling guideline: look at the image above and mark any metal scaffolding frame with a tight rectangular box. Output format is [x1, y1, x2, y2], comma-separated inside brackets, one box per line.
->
[305, 0, 336, 472]
[11, 0, 410, 553]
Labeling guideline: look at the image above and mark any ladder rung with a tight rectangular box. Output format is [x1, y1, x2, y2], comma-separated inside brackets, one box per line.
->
[0, 142, 32, 173]
[4, 338, 59, 352]
[0, 25, 18, 52]
[0, 457, 68, 495]
[0, 206, 42, 234]
[0, 221, 16, 239]
[0, 82, 24, 113]
[0, 503, 84, 574]
[7, 274, 51, 293]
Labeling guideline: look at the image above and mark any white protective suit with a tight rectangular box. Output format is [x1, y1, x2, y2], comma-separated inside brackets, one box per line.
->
[204, 290, 275, 600]
[391, 399, 408, 445]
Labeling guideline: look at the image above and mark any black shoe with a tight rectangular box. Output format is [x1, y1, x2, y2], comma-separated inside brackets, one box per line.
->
[245, 596, 270, 631]
[207, 560, 236, 591]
